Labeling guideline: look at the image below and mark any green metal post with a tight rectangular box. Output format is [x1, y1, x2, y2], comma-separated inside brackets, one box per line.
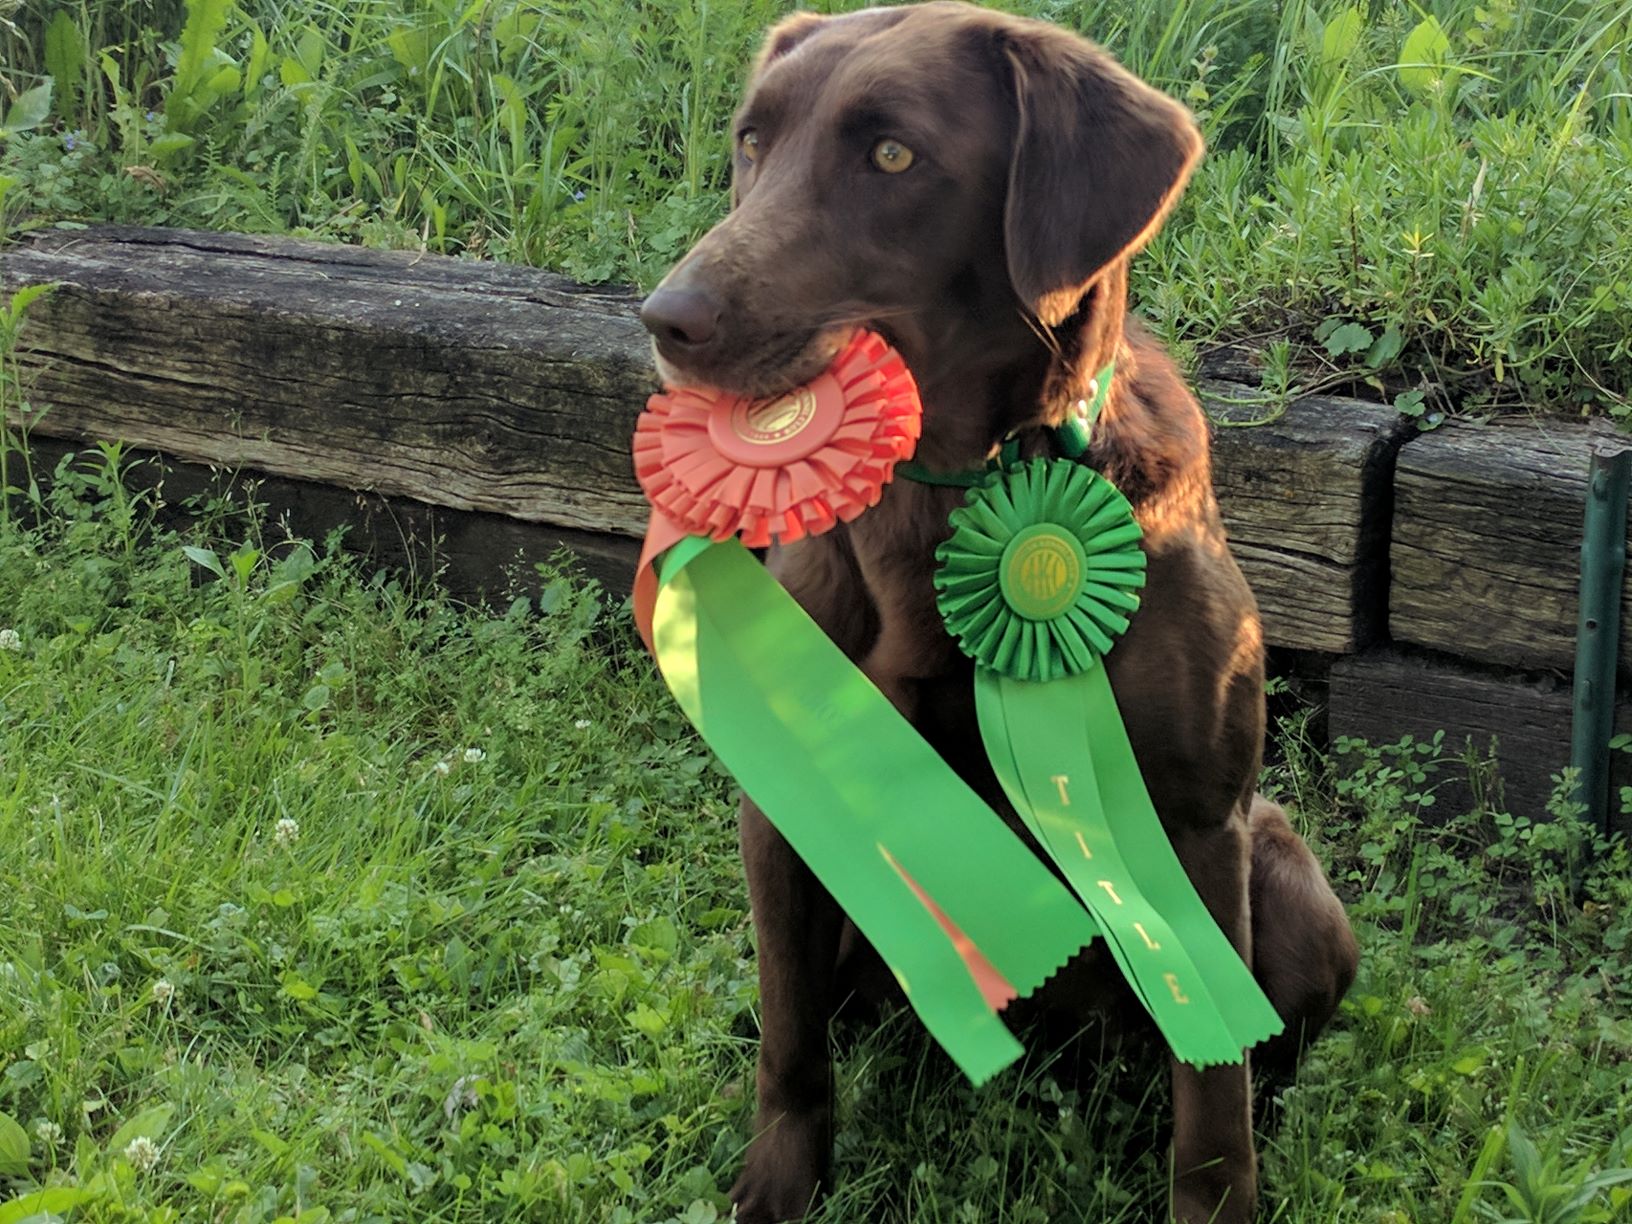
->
[1569, 447, 1632, 836]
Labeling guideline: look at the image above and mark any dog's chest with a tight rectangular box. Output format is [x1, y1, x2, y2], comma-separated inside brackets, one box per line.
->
[845, 483, 970, 677]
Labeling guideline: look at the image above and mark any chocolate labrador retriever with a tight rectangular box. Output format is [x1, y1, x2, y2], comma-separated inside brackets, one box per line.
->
[637, 4, 1359, 1220]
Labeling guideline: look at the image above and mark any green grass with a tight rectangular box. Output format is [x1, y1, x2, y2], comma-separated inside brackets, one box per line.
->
[3, 10, 1632, 1214]
[1, 448, 1631, 1222]
[2, 0, 1631, 417]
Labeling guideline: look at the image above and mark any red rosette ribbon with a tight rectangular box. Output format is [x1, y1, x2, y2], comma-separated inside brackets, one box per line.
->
[631, 330, 921, 647]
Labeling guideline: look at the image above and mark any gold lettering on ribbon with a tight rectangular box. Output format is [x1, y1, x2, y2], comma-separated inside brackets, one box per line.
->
[1073, 830, 1093, 860]
[1097, 880, 1122, 906]
[1134, 922, 1161, 951]
[1051, 774, 1071, 805]
[1164, 973, 1190, 1005]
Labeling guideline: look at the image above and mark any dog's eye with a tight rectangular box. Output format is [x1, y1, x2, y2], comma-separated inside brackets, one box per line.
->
[739, 129, 760, 164]
[870, 138, 914, 173]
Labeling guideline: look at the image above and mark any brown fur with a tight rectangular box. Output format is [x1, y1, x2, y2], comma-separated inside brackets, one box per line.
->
[637, 5, 1359, 1220]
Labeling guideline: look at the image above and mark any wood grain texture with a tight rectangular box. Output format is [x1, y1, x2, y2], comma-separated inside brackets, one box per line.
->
[1390, 418, 1632, 674]
[1207, 385, 1410, 653]
[4, 226, 656, 538]
[1328, 649, 1629, 829]
[5, 226, 1398, 650]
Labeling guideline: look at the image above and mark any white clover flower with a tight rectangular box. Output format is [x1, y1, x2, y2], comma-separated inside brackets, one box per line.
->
[273, 817, 300, 847]
[35, 1120, 62, 1145]
[124, 1135, 160, 1172]
[573, 718, 591, 730]
[432, 759, 451, 776]
[462, 747, 485, 764]
[150, 979, 175, 1006]
[0, 628, 20, 651]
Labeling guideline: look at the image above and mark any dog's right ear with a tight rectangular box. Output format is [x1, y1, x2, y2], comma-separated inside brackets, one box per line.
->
[998, 22, 1203, 327]
[749, 11, 827, 81]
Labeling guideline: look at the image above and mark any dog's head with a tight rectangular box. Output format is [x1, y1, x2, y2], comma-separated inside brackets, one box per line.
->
[639, 1, 1201, 420]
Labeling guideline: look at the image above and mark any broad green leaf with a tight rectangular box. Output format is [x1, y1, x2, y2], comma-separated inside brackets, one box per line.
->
[628, 1003, 668, 1036]
[108, 1103, 174, 1153]
[174, 0, 233, 105]
[1505, 1122, 1540, 1185]
[295, 27, 327, 79]
[229, 546, 260, 584]
[0, 83, 54, 139]
[44, 11, 87, 119]
[148, 132, 196, 161]
[1366, 324, 1404, 368]
[244, 26, 271, 96]
[0, 1187, 96, 1223]
[186, 1165, 224, 1195]
[1398, 16, 1451, 97]
[204, 64, 242, 97]
[1393, 390, 1427, 418]
[251, 1128, 289, 1158]
[183, 545, 226, 578]
[1565, 1168, 1632, 1211]
[629, 916, 679, 959]
[360, 1132, 406, 1177]
[387, 27, 435, 77]
[0, 1111, 29, 1176]
[4, 283, 55, 324]
[1321, 6, 1364, 65]
[1451, 1053, 1485, 1076]
[1323, 322, 1374, 357]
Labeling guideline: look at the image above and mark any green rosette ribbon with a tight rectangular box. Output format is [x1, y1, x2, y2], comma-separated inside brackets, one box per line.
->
[936, 457, 1147, 682]
[934, 459, 1284, 1066]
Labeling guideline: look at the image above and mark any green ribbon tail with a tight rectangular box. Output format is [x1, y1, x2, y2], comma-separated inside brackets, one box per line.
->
[1078, 666, 1284, 1057]
[652, 538, 1101, 1085]
[975, 666, 1283, 1065]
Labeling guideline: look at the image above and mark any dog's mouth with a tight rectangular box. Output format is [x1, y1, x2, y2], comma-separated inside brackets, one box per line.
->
[651, 322, 860, 401]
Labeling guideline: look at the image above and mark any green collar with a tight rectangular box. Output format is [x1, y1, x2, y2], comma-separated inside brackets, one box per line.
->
[896, 360, 1116, 489]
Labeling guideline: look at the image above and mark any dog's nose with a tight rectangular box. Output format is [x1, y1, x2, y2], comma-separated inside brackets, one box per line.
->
[639, 287, 722, 349]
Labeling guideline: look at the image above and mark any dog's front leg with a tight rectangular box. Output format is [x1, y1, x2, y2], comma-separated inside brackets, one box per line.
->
[730, 799, 845, 1224]
[1167, 812, 1258, 1224]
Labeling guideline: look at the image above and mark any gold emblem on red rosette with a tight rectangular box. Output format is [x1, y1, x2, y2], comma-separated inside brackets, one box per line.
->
[632, 330, 922, 549]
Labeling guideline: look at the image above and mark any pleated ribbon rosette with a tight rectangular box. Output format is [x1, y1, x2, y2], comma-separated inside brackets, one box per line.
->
[935, 460, 1283, 1063]
[628, 332, 1281, 1082]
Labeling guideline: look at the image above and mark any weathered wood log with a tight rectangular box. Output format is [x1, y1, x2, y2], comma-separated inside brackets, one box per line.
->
[3, 226, 656, 541]
[1390, 419, 1632, 675]
[1196, 343, 1266, 387]
[1328, 649, 1631, 830]
[1205, 385, 1410, 654]
[4, 225, 1389, 647]
[20, 436, 640, 601]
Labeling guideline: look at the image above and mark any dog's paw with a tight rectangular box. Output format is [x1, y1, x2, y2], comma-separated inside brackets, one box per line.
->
[729, 1110, 828, 1224]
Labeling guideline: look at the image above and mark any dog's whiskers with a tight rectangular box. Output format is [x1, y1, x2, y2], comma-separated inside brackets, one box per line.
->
[1018, 308, 1064, 362]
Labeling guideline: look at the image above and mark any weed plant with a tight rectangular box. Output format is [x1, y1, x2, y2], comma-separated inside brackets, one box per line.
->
[2, 1, 1630, 416]
[0, 445, 1629, 1221]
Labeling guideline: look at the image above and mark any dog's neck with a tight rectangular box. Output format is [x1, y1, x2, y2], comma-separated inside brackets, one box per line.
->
[913, 264, 1142, 473]
[904, 264, 1213, 533]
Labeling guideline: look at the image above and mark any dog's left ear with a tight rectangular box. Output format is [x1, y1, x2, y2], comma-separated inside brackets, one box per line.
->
[1000, 25, 1203, 326]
